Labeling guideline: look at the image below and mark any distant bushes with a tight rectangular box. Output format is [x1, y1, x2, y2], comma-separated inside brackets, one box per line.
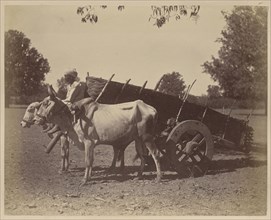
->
[187, 95, 265, 109]
[9, 92, 48, 106]
[8, 92, 265, 110]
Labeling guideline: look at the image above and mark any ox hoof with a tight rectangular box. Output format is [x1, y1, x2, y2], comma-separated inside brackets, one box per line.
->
[58, 169, 69, 175]
[155, 177, 162, 183]
[134, 175, 143, 181]
[79, 179, 88, 187]
[58, 170, 64, 175]
[107, 167, 116, 173]
[79, 182, 86, 187]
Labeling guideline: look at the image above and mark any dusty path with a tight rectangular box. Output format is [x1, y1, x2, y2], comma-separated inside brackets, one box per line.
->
[3, 108, 268, 217]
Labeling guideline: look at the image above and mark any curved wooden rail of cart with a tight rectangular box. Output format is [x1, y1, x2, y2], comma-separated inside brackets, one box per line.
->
[84, 75, 253, 178]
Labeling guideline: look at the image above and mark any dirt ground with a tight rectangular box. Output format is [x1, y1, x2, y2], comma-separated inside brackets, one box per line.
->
[2, 107, 269, 218]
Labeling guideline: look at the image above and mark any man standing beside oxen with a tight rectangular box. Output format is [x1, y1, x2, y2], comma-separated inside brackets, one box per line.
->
[46, 69, 86, 132]
[21, 69, 87, 173]
[62, 69, 87, 108]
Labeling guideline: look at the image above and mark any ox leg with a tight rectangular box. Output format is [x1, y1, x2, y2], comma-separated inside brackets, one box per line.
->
[59, 135, 69, 173]
[109, 145, 126, 174]
[81, 139, 95, 186]
[63, 135, 69, 171]
[143, 137, 162, 182]
[119, 147, 125, 172]
[109, 146, 119, 171]
[135, 139, 145, 179]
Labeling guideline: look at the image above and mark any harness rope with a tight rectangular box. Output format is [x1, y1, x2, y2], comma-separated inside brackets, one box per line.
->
[22, 119, 34, 124]
[37, 101, 70, 124]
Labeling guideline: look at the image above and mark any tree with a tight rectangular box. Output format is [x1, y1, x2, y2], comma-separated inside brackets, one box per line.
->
[207, 85, 222, 98]
[5, 30, 50, 107]
[202, 6, 267, 109]
[157, 72, 186, 97]
[77, 5, 200, 28]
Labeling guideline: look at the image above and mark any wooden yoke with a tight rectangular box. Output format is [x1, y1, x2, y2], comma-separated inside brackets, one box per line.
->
[45, 131, 62, 154]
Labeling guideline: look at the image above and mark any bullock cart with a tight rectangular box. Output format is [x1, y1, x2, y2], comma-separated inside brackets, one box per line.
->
[84, 75, 254, 178]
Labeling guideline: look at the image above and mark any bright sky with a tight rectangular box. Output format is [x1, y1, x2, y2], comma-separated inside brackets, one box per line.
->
[4, 2, 235, 96]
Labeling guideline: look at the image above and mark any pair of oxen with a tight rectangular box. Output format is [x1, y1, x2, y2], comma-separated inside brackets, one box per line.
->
[21, 86, 162, 186]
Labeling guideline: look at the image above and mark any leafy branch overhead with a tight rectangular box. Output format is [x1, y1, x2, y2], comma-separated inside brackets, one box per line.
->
[77, 5, 200, 27]
[77, 5, 125, 23]
[150, 5, 200, 27]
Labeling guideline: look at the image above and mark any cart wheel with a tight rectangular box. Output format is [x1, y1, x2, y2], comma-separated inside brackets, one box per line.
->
[166, 120, 214, 178]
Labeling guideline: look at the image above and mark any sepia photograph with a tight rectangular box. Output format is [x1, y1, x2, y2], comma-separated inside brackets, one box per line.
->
[1, 1, 270, 219]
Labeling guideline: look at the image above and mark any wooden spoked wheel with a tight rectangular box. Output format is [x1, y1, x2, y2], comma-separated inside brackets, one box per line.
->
[166, 120, 214, 178]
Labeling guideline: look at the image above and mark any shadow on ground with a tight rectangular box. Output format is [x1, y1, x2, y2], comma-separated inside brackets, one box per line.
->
[66, 152, 267, 184]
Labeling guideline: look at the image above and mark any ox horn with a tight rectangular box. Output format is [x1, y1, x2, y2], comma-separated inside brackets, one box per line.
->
[48, 85, 57, 99]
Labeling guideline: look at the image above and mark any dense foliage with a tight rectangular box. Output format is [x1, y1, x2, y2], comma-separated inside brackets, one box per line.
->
[207, 85, 222, 98]
[77, 5, 200, 27]
[202, 6, 267, 103]
[5, 30, 50, 106]
[157, 72, 186, 97]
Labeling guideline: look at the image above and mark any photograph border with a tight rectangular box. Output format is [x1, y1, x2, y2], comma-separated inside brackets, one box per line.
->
[1, 1, 270, 219]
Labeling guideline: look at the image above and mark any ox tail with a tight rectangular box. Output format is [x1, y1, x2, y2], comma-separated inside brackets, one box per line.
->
[132, 154, 140, 163]
[137, 101, 158, 138]
[141, 115, 157, 142]
[132, 143, 149, 163]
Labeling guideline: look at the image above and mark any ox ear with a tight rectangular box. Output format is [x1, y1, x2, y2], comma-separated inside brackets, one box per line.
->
[48, 85, 57, 100]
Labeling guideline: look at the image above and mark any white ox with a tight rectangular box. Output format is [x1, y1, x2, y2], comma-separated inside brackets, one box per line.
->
[21, 102, 41, 128]
[20, 102, 130, 173]
[34, 86, 162, 185]
[21, 102, 70, 172]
